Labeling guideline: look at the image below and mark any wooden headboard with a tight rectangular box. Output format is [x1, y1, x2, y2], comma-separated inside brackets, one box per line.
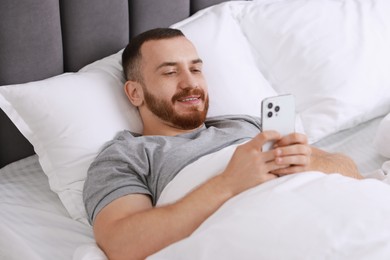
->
[0, 0, 245, 168]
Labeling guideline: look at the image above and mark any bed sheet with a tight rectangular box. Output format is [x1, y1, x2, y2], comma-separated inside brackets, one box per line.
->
[314, 116, 387, 175]
[0, 115, 388, 260]
[0, 155, 95, 260]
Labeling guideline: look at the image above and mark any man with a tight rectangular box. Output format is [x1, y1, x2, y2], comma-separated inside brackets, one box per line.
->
[83, 28, 361, 260]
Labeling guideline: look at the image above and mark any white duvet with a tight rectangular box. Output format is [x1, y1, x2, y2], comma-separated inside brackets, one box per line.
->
[146, 145, 390, 259]
[75, 144, 390, 260]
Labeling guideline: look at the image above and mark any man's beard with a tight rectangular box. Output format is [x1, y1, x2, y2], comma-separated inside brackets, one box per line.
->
[142, 85, 209, 130]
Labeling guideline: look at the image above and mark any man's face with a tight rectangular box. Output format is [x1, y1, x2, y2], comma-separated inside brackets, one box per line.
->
[138, 37, 209, 130]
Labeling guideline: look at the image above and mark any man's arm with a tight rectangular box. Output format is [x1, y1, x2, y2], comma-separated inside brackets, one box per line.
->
[93, 131, 311, 260]
[94, 175, 238, 260]
[308, 146, 362, 179]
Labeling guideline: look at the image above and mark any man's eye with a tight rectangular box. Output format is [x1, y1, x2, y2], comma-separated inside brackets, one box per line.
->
[192, 68, 202, 73]
[164, 71, 176, 75]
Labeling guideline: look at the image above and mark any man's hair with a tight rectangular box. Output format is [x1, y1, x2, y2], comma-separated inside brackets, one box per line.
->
[122, 28, 185, 82]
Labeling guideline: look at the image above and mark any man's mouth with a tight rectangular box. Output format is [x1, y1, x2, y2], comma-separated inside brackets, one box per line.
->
[172, 88, 205, 106]
[178, 96, 201, 102]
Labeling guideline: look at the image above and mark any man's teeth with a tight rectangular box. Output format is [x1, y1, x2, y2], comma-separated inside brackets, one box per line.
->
[181, 97, 198, 102]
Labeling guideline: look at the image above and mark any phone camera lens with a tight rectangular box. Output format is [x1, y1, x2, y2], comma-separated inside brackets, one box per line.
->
[268, 103, 273, 109]
[275, 106, 280, 112]
[267, 111, 273, 118]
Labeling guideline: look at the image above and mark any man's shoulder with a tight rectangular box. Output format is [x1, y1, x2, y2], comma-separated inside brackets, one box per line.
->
[95, 130, 142, 157]
[105, 130, 137, 147]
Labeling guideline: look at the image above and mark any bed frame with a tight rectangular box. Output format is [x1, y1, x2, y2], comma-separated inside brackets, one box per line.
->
[0, 0, 245, 168]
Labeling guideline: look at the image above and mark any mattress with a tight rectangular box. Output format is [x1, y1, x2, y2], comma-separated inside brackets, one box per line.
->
[0, 115, 388, 260]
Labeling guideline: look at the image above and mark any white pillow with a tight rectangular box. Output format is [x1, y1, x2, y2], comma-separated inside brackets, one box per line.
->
[0, 55, 142, 223]
[171, 2, 278, 118]
[237, 0, 390, 142]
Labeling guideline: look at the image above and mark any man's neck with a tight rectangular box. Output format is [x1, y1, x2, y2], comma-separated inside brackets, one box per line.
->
[142, 122, 203, 136]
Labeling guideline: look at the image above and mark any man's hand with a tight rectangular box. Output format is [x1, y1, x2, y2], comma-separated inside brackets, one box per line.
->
[268, 132, 362, 179]
[220, 130, 293, 196]
[267, 132, 311, 176]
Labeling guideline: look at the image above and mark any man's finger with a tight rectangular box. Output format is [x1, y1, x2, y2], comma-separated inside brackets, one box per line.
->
[274, 132, 308, 147]
[249, 131, 281, 150]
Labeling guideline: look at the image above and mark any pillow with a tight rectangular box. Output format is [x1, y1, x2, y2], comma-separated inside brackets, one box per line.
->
[171, 2, 278, 118]
[237, 0, 390, 142]
[0, 54, 142, 223]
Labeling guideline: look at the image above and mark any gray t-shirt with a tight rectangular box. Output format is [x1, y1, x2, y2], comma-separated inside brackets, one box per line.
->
[83, 115, 261, 223]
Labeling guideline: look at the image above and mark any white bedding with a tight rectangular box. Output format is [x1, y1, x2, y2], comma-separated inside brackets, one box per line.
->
[151, 172, 390, 259]
[375, 113, 390, 158]
[147, 118, 390, 259]
[1, 116, 388, 260]
[314, 116, 387, 175]
[0, 155, 95, 260]
[315, 116, 390, 185]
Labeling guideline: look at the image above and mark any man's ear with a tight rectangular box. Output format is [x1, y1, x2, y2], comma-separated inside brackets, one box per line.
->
[124, 81, 144, 107]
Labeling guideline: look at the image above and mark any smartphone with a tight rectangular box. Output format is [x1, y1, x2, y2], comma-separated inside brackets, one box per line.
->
[261, 94, 296, 151]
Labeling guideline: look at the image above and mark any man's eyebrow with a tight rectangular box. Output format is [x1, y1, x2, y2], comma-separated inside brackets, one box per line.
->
[155, 59, 203, 71]
[156, 62, 177, 71]
[192, 58, 203, 65]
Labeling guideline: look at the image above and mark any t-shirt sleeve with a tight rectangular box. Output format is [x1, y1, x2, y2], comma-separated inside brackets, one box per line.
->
[83, 138, 151, 224]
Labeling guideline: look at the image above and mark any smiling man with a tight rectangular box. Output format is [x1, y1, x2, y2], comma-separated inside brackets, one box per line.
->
[83, 28, 361, 260]
[123, 33, 209, 135]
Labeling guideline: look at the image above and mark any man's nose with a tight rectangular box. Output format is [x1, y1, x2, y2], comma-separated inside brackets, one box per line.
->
[178, 70, 199, 89]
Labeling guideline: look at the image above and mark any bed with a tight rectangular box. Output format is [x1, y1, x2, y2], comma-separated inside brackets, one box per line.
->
[1, 0, 390, 259]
